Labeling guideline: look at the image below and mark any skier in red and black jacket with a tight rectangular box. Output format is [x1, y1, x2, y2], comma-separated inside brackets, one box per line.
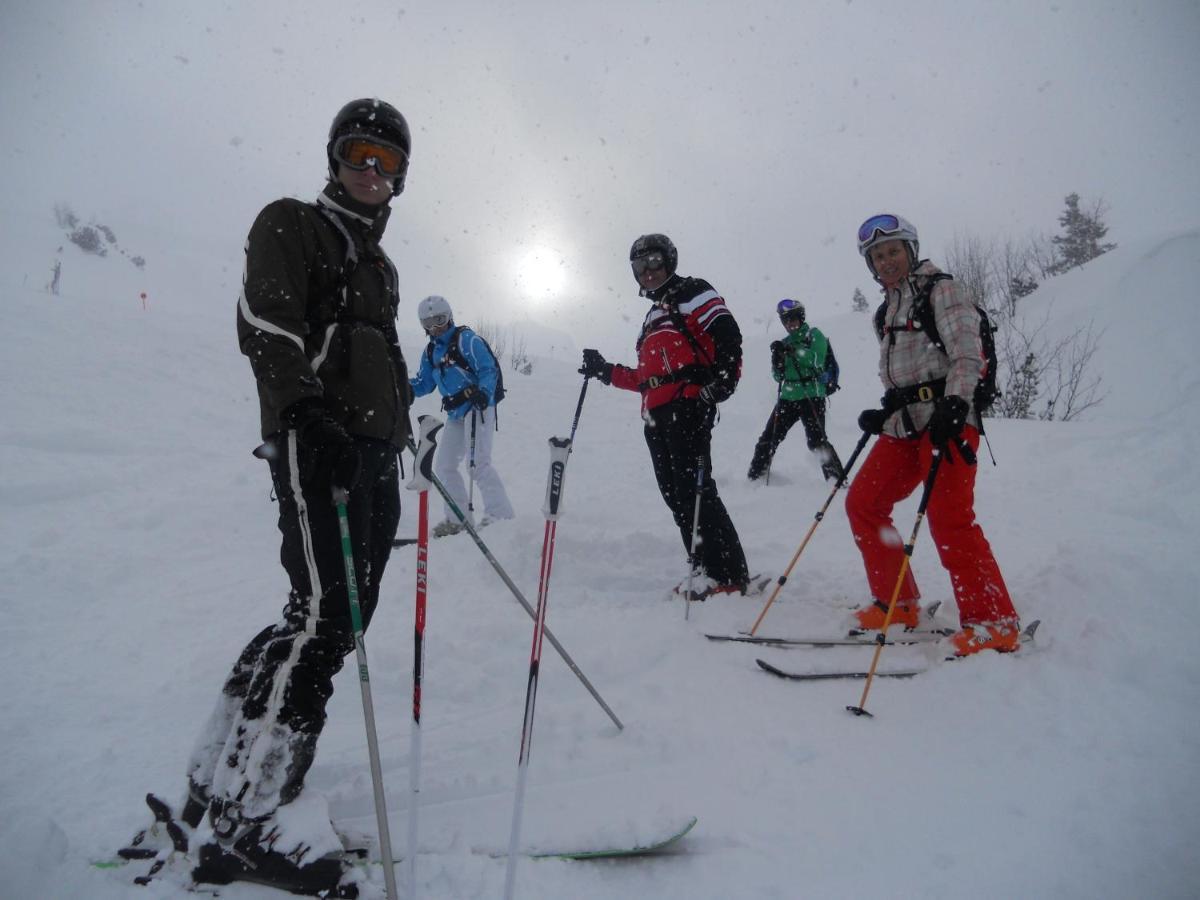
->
[580, 234, 750, 600]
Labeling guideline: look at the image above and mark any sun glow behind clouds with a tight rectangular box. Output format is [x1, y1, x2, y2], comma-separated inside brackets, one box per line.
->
[514, 244, 567, 302]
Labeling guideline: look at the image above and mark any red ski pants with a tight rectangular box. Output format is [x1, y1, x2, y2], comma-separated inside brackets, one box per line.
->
[844, 428, 1016, 626]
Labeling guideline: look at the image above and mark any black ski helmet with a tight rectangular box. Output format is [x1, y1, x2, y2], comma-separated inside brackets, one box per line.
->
[327, 98, 412, 196]
[629, 233, 678, 276]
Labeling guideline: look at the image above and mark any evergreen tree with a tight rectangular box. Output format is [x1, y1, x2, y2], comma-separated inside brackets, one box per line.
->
[851, 287, 869, 313]
[1009, 273, 1038, 302]
[1004, 352, 1040, 419]
[1049, 193, 1116, 273]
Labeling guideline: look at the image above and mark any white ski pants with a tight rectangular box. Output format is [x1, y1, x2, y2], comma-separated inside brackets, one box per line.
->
[435, 407, 514, 523]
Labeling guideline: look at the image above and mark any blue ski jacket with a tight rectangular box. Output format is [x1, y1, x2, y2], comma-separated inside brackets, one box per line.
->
[410, 326, 500, 421]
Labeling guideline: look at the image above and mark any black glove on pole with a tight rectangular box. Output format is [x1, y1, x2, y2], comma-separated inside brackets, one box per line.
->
[926, 395, 976, 463]
[283, 397, 362, 492]
[579, 349, 614, 385]
[857, 408, 888, 435]
[466, 385, 489, 411]
[927, 395, 969, 446]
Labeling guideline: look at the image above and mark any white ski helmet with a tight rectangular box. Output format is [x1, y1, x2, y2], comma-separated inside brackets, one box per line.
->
[856, 213, 920, 278]
[417, 295, 453, 331]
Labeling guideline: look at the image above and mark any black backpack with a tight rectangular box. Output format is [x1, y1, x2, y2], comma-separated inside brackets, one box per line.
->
[426, 326, 507, 404]
[822, 340, 840, 394]
[873, 273, 1000, 416]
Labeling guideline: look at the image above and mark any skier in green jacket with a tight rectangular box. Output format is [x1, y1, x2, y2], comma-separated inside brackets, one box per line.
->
[747, 299, 844, 483]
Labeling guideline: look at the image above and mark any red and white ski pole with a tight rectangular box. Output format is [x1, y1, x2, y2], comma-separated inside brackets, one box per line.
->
[404, 415, 443, 898]
[504, 436, 572, 900]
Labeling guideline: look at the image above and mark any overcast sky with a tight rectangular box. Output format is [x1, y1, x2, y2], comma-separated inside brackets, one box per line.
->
[3, 0, 1197, 350]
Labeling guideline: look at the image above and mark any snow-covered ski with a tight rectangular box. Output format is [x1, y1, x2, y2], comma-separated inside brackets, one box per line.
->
[94, 815, 699, 870]
[754, 620, 1042, 681]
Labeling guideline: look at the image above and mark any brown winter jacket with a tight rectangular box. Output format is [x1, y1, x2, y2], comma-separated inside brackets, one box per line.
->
[236, 183, 411, 448]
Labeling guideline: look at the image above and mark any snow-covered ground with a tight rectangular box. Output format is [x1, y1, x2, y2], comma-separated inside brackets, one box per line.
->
[2, 213, 1199, 898]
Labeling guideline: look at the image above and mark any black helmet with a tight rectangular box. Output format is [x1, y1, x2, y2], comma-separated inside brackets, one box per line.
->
[327, 98, 412, 196]
[629, 233, 678, 276]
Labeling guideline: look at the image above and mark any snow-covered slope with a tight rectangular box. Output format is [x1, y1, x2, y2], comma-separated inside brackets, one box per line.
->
[1, 228, 1198, 899]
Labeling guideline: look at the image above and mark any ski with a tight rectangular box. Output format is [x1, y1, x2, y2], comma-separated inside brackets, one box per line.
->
[95, 817, 699, 871]
[707, 631, 949, 648]
[756, 659, 923, 681]
[529, 815, 698, 860]
[754, 620, 1041, 681]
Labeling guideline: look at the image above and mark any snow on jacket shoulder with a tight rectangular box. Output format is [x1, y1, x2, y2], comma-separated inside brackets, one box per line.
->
[874, 261, 984, 438]
[410, 326, 500, 420]
[609, 276, 742, 412]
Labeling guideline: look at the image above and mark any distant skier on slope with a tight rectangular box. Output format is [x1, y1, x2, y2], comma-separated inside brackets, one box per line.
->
[746, 298, 844, 483]
[124, 98, 415, 897]
[579, 233, 751, 601]
[847, 213, 1021, 657]
[409, 294, 514, 536]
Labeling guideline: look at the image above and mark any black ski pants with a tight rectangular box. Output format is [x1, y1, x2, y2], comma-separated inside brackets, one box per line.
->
[748, 397, 839, 479]
[187, 433, 400, 827]
[644, 398, 749, 586]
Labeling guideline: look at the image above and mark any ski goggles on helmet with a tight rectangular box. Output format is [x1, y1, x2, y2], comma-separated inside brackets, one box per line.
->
[631, 251, 666, 275]
[857, 213, 920, 259]
[776, 298, 803, 319]
[420, 313, 451, 330]
[857, 214, 903, 245]
[333, 135, 409, 179]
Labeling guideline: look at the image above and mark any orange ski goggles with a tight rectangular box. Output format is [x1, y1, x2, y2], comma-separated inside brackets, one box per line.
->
[332, 135, 409, 179]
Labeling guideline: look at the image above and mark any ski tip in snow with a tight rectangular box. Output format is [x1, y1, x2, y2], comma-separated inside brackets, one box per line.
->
[529, 816, 698, 860]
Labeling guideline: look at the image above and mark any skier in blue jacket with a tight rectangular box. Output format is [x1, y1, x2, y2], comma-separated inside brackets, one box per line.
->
[410, 295, 514, 535]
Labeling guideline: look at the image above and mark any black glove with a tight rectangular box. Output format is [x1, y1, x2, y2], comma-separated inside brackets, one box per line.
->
[927, 395, 970, 447]
[698, 369, 735, 405]
[858, 408, 888, 435]
[579, 348, 613, 385]
[442, 384, 489, 412]
[770, 341, 787, 376]
[282, 397, 362, 491]
[463, 384, 490, 410]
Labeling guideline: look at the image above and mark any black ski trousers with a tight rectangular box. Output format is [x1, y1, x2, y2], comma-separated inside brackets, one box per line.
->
[187, 433, 400, 827]
[748, 397, 839, 479]
[644, 398, 749, 586]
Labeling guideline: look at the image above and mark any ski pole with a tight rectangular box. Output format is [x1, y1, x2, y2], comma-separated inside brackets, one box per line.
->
[333, 488, 399, 900]
[504, 436, 572, 900]
[847, 448, 943, 719]
[403, 415, 443, 898]
[405, 438, 623, 731]
[748, 431, 872, 636]
[684, 457, 705, 621]
[568, 376, 590, 446]
[468, 408, 478, 522]
[764, 381, 783, 486]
